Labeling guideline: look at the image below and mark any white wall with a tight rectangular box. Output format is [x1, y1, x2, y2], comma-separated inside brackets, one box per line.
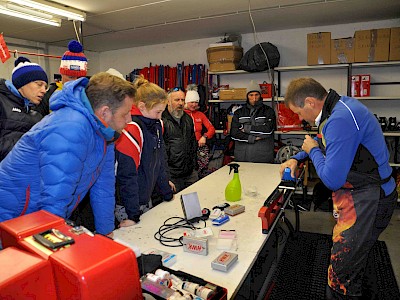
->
[2, 18, 399, 120]
[100, 18, 400, 120]
[98, 18, 400, 115]
[1, 37, 100, 81]
[99, 19, 400, 74]
[3, 18, 399, 82]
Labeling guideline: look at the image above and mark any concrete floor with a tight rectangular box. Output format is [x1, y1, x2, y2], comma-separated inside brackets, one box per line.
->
[285, 205, 400, 287]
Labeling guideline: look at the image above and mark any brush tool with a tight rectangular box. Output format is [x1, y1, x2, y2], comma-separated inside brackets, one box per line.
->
[278, 167, 296, 190]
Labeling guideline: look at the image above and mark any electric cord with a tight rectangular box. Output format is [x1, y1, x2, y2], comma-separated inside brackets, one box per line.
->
[248, 0, 272, 83]
[73, 20, 81, 44]
[154, 216, 207, 247]
[276, 224, 288, 246]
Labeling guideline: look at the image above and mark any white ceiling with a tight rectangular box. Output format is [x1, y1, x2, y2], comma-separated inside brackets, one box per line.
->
[1, 0, 400, 52]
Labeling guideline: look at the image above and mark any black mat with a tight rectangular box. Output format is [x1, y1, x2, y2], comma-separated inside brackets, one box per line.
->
[265, 232, 400, 300]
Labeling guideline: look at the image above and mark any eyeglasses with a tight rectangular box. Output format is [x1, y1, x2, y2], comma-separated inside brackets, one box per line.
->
[168, 87, 184, 94]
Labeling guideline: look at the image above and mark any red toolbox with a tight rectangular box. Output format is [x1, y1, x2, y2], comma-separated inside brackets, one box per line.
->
[0, 210, 143, 300]
[0, 210, 65, 249]
[0, 247, 57, 299]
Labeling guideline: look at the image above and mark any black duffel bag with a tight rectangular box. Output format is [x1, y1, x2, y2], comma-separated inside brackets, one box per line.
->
[238, 42, 280, 72]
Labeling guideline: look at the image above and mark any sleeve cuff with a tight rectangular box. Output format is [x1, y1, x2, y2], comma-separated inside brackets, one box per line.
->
[248, 135, 256, 144]
[244, 124, 251, 133]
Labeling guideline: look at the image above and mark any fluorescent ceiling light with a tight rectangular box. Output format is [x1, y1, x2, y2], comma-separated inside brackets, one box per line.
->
[8, 0, 86, 21]
[0, 4, 61, 26]
[6, 2, 54, 19]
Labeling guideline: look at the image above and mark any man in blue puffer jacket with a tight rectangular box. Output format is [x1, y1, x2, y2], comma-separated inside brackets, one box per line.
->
[0, 72, 135, 236]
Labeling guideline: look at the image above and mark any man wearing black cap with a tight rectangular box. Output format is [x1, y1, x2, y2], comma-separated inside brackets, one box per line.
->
[230, 80, 276, 163]
[0, 56, 48, 161]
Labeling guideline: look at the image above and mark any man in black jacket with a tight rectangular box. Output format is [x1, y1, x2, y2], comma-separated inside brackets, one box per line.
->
[162, 87, 198, 193]
[230, 81, 276, 163]
[0, 56, 48, 161]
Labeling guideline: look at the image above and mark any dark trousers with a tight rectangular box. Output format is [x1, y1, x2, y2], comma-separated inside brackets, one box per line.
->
[171, 169, 199, 193]
[69, 192, 96, 232]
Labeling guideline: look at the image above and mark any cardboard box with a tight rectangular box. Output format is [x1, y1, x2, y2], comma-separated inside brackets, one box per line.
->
[209, 62, 238, 72]
[331, 37, 355, 63]
[389, 27, 400, 61]
[360, 74, 371, 97]
[307, 32, 331, 65]
[354, 28, 390, 62]
[351, 75, 361, 97]
[219, 88, 247, 100]
[207, 46, 243, 63]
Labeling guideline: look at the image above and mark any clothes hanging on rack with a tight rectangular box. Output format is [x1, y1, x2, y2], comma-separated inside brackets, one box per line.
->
[129, 63, 207, 92]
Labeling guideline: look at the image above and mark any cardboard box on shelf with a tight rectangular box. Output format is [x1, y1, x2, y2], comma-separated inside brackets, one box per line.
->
[331, 37, 355, 63]
[219, 88, 247, 100]
[209, 62, 238, 72]
[207, 46, 243, 72]
[354, 28, 390, 62]
[351, 75, 361, 97]
[307, 32, 331, 65]
[389, 27, 400, 61]
[360, 74, 371, 97]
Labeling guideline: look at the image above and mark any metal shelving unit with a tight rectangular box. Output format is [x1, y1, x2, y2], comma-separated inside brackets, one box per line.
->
[274, 61, 400, 136]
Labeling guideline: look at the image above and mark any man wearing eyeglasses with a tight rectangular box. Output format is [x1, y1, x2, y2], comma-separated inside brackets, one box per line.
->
[162, 87, 198, 193]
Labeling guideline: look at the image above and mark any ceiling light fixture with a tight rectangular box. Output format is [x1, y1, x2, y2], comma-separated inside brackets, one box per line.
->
[8, 0, 86, 21]
[0, 3, 61, 26]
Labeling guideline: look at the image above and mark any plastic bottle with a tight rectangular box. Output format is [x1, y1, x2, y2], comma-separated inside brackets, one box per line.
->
[225, 163, 241, 202]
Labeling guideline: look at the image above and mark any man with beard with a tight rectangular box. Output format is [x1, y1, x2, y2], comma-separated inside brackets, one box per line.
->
[162, 87, 198, 193]
[0, 72, 134, 238]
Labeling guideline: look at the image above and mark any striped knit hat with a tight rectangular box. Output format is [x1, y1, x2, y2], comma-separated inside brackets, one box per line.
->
[12, 57, 48, 90]
[59, 40, 87, 77]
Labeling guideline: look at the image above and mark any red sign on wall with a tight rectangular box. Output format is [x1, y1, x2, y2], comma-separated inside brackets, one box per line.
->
[0, 34, 11, 63]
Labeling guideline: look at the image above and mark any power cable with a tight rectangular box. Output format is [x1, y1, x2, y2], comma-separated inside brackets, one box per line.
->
[154, 216, 206, 247]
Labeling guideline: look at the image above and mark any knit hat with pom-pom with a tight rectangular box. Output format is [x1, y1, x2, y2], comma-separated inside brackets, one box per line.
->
[185, 84, 200, 103]
[12, 56, 48, 90]
[59, 40, 87, 77]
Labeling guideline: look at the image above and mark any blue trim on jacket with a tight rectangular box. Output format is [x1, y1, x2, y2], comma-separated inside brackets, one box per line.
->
[293, 95, 395, 195]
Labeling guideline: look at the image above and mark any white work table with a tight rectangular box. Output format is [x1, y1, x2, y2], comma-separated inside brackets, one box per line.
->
[114, 162, 281, 299]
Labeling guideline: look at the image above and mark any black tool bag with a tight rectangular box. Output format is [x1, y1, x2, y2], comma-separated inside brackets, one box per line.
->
[238, 42, 280, 72]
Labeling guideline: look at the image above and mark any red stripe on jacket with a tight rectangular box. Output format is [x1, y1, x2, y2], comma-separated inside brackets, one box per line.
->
[115, 122, 143, 170]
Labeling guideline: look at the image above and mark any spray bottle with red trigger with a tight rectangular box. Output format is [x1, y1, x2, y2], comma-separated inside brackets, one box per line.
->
[225, 163, 241, 202]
